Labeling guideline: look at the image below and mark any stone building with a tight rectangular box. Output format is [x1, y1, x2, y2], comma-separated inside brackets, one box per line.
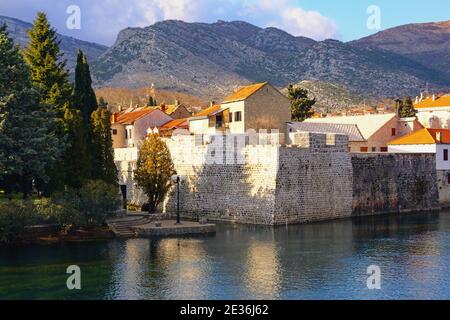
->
[187, 82, 291, 135]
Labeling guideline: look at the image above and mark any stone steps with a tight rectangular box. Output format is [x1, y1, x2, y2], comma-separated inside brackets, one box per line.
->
[107, 216, 154, 238]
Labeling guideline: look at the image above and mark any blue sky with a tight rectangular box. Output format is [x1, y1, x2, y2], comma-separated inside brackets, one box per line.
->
[0, 0, 449, 45]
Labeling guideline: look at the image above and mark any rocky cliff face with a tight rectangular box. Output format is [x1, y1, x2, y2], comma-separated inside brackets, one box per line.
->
[351, 21, 450, 79]
[0, 16, 108, 70]
[92, 19, 450, 99]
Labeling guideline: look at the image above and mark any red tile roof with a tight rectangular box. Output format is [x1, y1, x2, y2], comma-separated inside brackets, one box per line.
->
[222, 82, 268, 103]
[113, 108, 156, 124]
[194, 105, 222, 117]
[389, 128, 450, 145]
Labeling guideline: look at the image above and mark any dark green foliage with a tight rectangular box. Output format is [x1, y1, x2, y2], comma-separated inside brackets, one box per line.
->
[22, 12, 71, 115]
[91, 108, 117, 185]
[63, 108, 91, 189]
[53, 180, 120, 228]
[73, 49, 98, 127]
[0, 25, 64, 198]
[287, 84, 316, 122]
[396, 96, 417, 118]
[147, 96, 157, 107]
[98, 96, 108, 108]
[22, 12, 73, 193]
[0, 201, 37, 243]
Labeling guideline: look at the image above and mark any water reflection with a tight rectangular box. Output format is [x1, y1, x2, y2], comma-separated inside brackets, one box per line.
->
[0, 211, 449, 300]
[244, 241, 281, 299]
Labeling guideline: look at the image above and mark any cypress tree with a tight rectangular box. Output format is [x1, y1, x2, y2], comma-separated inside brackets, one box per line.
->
[0, 25, 63, 198]
[91, 107, 117, 185]
[73, 49, 98, 127]
[396, 96, 417, 118]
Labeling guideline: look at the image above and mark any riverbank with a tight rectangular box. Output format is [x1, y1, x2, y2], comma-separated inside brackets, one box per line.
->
[5, 226, 115, 245]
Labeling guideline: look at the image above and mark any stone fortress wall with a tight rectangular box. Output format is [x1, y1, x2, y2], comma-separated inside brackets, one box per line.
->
[115, 131, 441, 225]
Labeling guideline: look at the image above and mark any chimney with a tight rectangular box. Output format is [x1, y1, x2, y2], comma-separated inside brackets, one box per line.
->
[160, 103, 167, 113]
[415, 96, 419, 104]
[111, 113, 117, 124]
[433, 94, 436, 101]
[210, 101, 215, 107]
[420, 92, 424, 102]
[118, 105, 122, 112]
[175, 99, 180, 106]
[437, 132, 442, 143]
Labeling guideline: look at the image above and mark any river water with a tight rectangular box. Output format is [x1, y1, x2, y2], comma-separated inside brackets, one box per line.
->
[1, 211, 449, 300]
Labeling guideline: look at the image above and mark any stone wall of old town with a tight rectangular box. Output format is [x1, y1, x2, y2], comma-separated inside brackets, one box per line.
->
[351, 153, 440, 216]
[163, 132, 354, 225]
[116, 133, 441, 225]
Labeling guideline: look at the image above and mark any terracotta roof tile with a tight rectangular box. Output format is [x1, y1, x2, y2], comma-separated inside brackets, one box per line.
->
[389, 128, 450, 145]
[222, 82, 268, 103]
[160, 118, 188, 130]
[194, 105, 222, 117]
[114, 108, 156, 124]
[414, 94, 450, 109]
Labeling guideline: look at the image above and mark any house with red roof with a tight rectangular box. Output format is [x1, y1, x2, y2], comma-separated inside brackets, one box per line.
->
[111, 107, 172, 148]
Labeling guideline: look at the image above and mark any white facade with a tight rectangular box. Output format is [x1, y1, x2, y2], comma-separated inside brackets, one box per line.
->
[416, 107, 450, 129]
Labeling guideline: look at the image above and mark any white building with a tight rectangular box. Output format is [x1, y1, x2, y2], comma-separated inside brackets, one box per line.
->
[415, 94, 450, 129]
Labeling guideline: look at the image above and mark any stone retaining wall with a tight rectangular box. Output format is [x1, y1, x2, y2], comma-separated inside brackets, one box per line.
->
[351, 153, 440, 216]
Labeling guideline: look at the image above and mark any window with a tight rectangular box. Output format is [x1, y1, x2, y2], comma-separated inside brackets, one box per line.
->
[235, 111, 242, 122]
[447, 173, 450, 185]
[444, 149, 449, 161]
[112, 129, 117, 135]
[372, 147, 377, 152]
[380, 147, 388, 152]
[125, 130, 128, 139]
[391, 128, 396, 136]
[360, 147, 368, 152]
[228, 112, 233, 123]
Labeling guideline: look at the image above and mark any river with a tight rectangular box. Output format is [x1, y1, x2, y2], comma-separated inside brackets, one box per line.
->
[1, 210, 449, 300]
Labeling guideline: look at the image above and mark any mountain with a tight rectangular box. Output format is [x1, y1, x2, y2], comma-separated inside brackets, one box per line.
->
[0, 16, 108, 70]
[351, 21, 450, 79]
[91, 19, 450, 100]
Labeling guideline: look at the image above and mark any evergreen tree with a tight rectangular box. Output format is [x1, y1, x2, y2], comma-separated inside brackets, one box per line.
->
[134, 134, 175, 213]
[396, 96, 417, 118]
[63, 108, 91, 189]
[287, 84, 316, 122]
[98, 96, 108, 109]
[0, 25, 63, 198]
[147, 96, 157, 107]
[22, 12, 73, 193]
[73, 49, 98, 127]
[23, 12, 71, 115]
[91, 107, 117, 185]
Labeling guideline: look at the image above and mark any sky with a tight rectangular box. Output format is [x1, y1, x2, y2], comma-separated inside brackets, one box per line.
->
[0, 0, 449, 46]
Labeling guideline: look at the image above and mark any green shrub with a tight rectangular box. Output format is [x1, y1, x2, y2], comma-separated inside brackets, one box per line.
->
[78, 180, 121, 227]
[0, 201, 37, 243]
[53, 180, 120, 228]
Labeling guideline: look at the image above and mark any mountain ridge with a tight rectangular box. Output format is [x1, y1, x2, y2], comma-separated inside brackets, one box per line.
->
[0, 15, 108, 70]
